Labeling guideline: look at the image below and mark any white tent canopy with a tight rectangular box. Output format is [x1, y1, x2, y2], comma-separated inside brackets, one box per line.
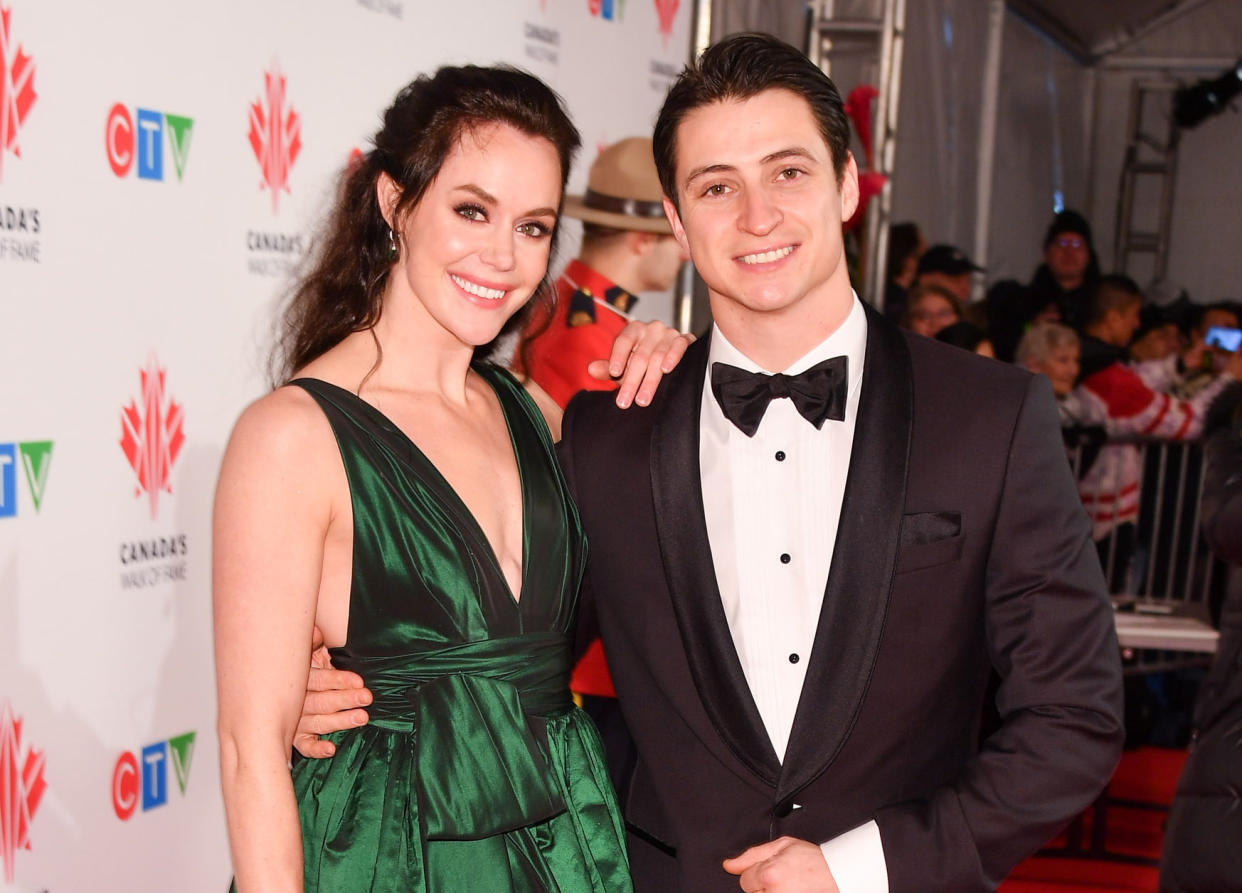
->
[710, 0, 1241, 304]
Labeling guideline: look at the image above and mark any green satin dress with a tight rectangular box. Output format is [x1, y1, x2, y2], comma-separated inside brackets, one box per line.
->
[287, 367, 632, 893]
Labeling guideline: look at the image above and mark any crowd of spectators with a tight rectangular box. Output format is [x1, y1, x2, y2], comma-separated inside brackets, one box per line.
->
[887, 210, 1242, 597]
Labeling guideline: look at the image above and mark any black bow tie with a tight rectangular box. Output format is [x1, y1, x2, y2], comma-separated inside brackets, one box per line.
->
[710, 357, 848, 437]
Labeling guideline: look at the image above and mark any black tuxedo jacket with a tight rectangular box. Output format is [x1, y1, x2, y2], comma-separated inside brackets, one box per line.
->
[559, 306, 1124, 892]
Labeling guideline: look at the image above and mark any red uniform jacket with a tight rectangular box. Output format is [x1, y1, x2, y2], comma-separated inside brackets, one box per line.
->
[521, 258, 638, 697]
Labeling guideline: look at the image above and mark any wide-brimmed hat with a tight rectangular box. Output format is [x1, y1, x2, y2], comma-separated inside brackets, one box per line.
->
[563, 137, 672, 234]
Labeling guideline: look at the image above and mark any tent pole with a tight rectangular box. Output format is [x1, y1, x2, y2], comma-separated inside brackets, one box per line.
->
[674, 0, 713, 334]
[1084, 65, 1100, 226]
[972, 0, 1006, 304]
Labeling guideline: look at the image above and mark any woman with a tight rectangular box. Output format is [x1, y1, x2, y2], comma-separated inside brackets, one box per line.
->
[1015, 321, 1080, 404]
[901, 283, 961, 338]
[214, 65, 680, 892]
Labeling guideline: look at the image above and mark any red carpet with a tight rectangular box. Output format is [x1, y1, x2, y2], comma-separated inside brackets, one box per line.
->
[998, 747, 1188, 892]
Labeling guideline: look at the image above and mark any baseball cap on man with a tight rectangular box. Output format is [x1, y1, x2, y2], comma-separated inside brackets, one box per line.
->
[563, 137, 673, 234]
[917, 244, 983, 277]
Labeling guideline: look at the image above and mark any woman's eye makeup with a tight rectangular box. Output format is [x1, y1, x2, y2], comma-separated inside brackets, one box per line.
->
[455, 202, 487, 221]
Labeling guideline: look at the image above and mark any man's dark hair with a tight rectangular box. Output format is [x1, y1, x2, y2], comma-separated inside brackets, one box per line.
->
[1190, 301, 1241, 335]
[652, 32, 851, 210]
[1085, 274, 1142, 326]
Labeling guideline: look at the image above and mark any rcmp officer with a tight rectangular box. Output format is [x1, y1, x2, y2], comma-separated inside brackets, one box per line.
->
[519, 137, 688, 410]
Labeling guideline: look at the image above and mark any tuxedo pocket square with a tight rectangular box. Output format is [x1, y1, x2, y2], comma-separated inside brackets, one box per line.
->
[896, 511, 963, 574]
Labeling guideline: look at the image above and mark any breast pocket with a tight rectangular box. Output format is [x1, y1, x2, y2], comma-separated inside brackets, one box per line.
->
[895, 511, 963, 574]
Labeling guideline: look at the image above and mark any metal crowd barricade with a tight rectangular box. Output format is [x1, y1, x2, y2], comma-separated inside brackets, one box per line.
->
[1063, 428, 1222, 669]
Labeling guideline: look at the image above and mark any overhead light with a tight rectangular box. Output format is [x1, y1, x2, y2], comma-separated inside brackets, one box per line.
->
[1173, 58, 1242, 129]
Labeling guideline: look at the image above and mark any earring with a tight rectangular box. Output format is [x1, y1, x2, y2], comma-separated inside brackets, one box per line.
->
[387, 227, 399, 262]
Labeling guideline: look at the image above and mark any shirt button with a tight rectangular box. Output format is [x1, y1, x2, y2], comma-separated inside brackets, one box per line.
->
[788, 653, 800, 664]
[780, 553, 791, 564]
[775, 450, 786, 462]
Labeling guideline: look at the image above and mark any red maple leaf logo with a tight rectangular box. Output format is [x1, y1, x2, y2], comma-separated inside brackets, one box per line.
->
[248, 63, 301, 213]
[120, 355, 186, 520]
[0, 5, 37, 182]
[0, 701, 47, 884]
[654, 0, 678, 41]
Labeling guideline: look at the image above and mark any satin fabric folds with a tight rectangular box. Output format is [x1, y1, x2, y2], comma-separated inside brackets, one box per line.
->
[274, 369, 631, 893]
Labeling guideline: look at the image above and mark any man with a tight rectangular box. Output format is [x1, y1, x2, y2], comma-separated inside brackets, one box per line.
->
[561, 35, 1121, 892]
[519, 137, 688, 420]
[913, 243, 979, 306]
[300, 34, 1123, 892]
[1029, 210, 1100, 330]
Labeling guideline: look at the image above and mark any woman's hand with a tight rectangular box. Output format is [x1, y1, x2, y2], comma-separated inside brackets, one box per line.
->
[589, 320, 695, 409]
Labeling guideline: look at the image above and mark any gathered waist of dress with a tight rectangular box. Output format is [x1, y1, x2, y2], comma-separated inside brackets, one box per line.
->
[338, 630, 573, 727]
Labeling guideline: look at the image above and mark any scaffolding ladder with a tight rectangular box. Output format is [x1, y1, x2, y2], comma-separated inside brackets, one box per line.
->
[1114, 81, 1180, 282]
[806, 0, 907, 307]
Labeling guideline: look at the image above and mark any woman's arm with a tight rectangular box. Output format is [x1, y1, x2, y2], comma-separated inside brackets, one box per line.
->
[213, 390, 335, 891]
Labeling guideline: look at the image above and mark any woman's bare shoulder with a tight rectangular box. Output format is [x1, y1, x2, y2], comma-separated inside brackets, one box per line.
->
[223, 382, 338, 474]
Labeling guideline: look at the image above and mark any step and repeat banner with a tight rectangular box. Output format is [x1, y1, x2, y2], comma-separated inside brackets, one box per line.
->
[0, 1, 689, 889]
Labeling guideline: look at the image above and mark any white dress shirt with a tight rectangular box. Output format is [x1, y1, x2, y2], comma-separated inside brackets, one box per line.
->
[699, 294, 888, 892]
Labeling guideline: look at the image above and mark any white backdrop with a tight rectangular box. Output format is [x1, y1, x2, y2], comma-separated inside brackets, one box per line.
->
[0, 1, 689, 889]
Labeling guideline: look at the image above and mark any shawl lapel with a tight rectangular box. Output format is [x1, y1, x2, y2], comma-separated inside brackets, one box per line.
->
[778, 307, 914, 801]
[650, 334, 783, 786]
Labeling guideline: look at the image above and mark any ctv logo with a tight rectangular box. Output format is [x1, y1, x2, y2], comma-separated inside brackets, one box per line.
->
[111, 731, 195, 821]
[588, 0, 624, 21]
[105, 102, 194, 182]
[0, 440, 52, 518]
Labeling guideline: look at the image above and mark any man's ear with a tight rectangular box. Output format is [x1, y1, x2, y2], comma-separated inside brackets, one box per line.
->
[375, 172, 401, 229]
[839, 152, 860, 223]
[663, 197, 690, 259]
[627, 231, 658, 257]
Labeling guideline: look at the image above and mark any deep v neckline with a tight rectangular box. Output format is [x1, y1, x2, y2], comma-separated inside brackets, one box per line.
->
[294, 371, 530, 608]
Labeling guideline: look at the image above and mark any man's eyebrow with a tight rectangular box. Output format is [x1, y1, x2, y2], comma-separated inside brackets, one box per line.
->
[683, 147, 820, 187]
[684, 162, 735, 187]
[761, 147, 817, 165]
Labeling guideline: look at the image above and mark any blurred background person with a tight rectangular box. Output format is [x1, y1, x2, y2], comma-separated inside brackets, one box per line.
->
[883, 220, 925, 322]
[1071, 277, 1239, 587]
[1029, 209, 1100, 330]
[935, 320, 994, 358]
[1016, 322, 1080, 404]
[519, 137, 688, 429]
[901, 282, 962, 338]
[914, 242, 980, 307]
[985, 278, 1060, 363]
[1159, 380, 1242, 891]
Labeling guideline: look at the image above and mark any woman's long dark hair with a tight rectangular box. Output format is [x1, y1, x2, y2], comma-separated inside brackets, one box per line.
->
[272, 65, 581, 385]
